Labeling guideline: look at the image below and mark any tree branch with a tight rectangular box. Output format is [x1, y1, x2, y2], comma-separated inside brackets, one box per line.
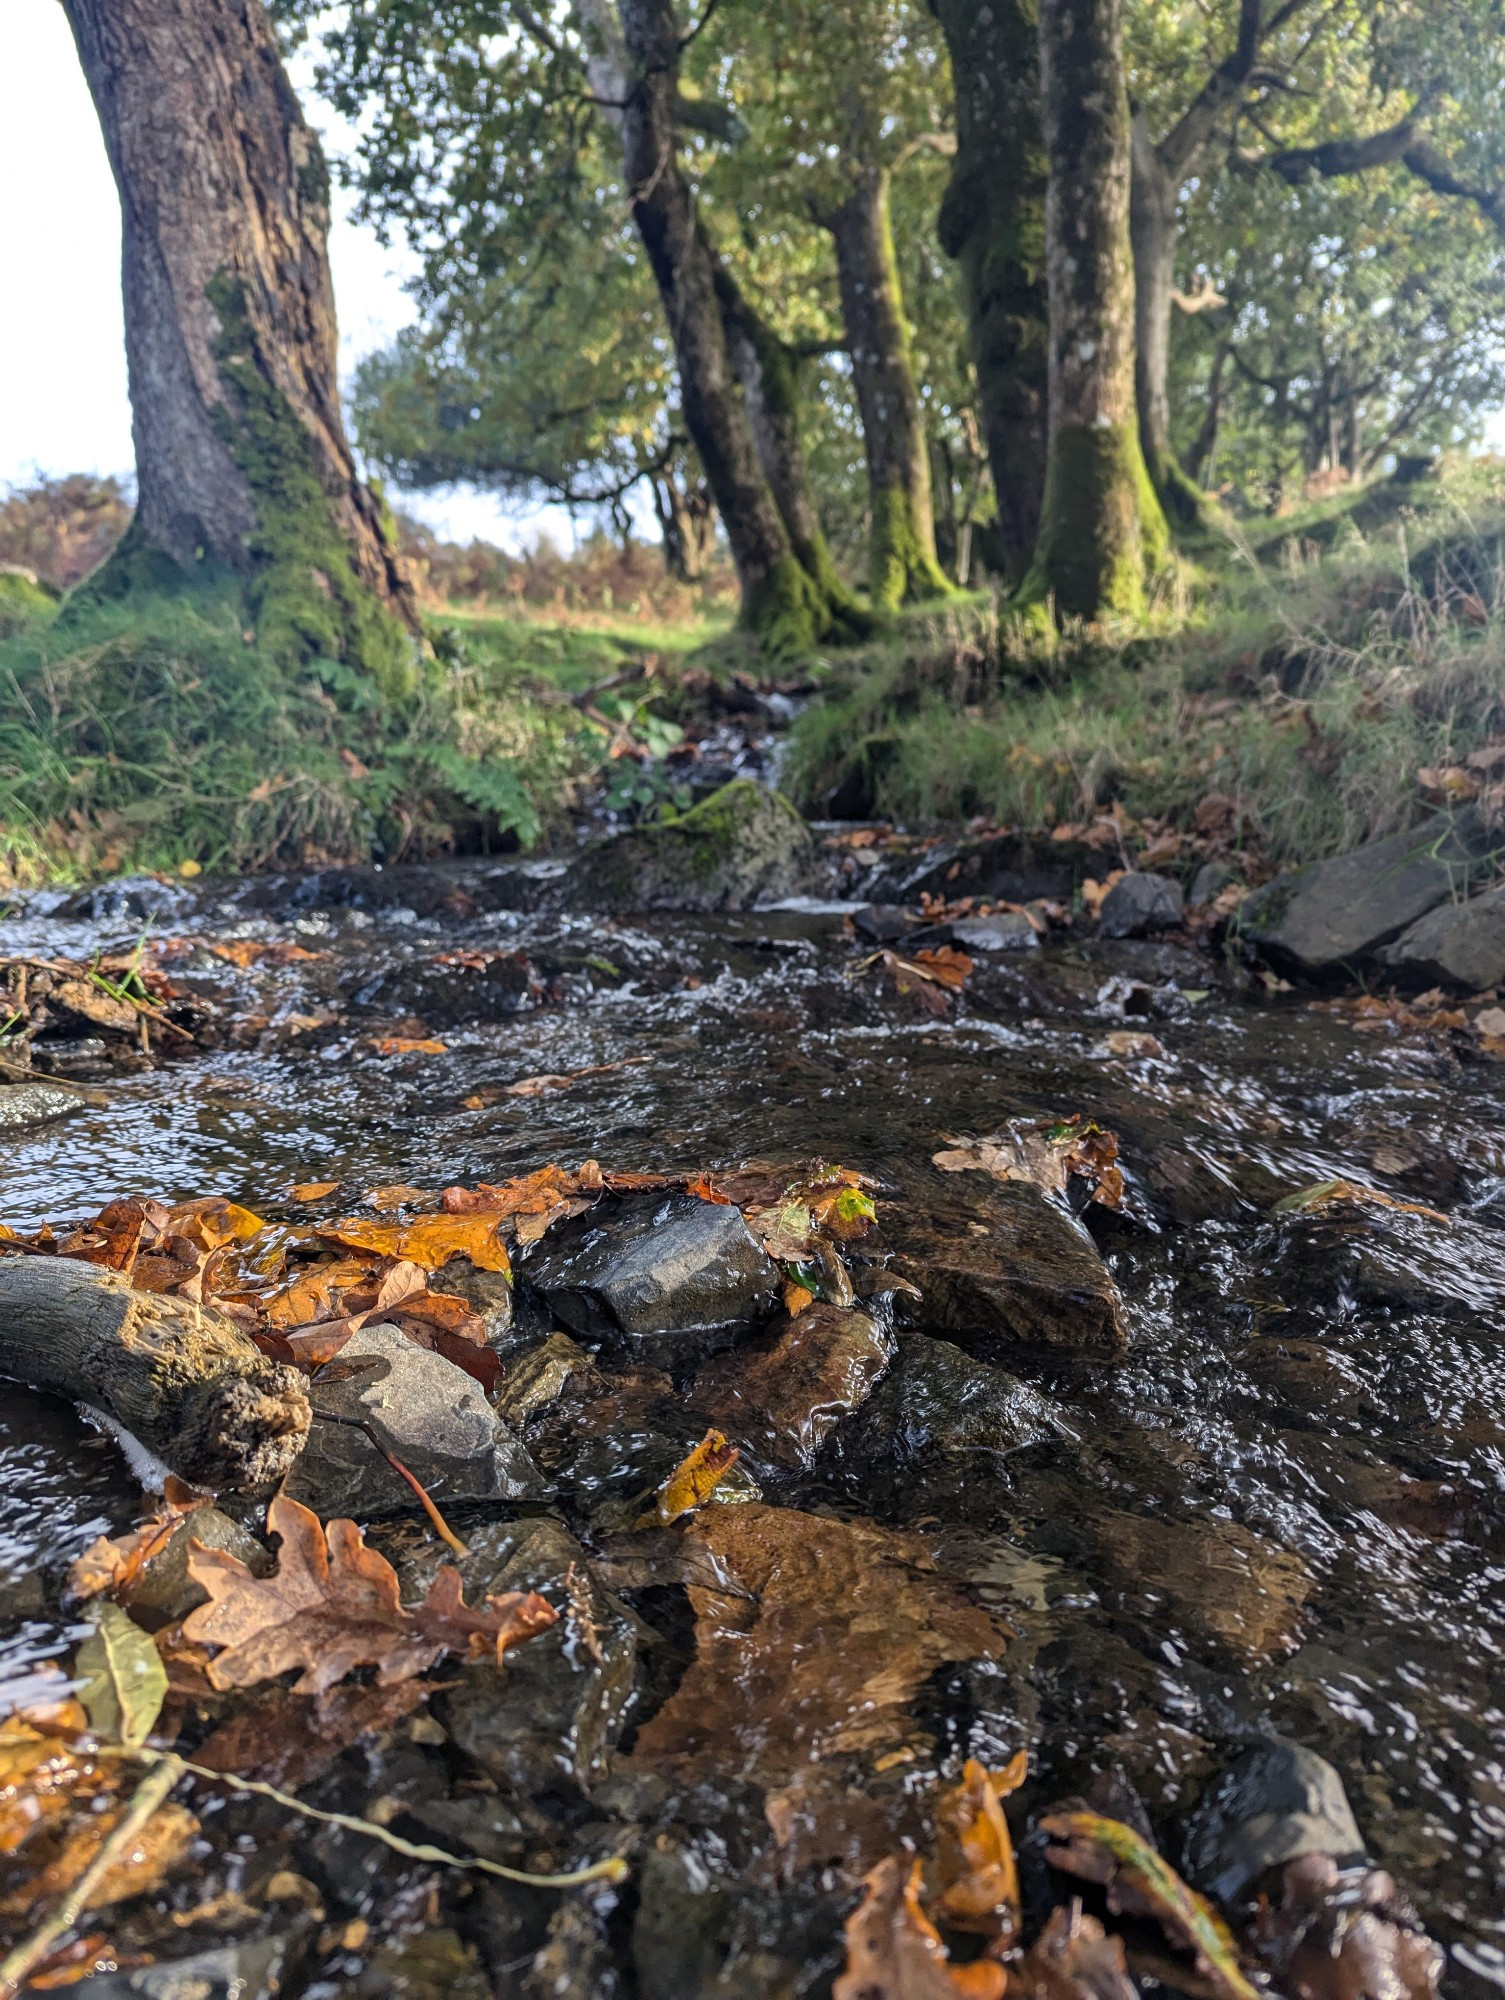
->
[1402, 135, 1505, 235]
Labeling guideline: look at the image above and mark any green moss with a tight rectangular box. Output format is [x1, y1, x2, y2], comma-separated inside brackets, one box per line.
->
[1024, 420, 1170, 621]
[205, 271, 417, 701]
[1145, 444, 1209, 538]
[563, 776, 812, 912]
[743, 553, 848, 657]
[0, 570, 61, 640]
[870, 485, 960, 611]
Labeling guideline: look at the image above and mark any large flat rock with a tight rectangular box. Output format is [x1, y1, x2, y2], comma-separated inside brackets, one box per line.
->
[1380, 883, 1505, 989]
[1238, 809, 1498, 974]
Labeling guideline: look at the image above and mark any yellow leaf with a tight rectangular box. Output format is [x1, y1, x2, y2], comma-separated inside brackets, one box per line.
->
[647, 1430, 741, 1526]
[319, 1211, 512, 1275]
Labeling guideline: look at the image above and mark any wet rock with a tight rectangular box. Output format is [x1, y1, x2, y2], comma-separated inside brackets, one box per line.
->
[890, 1180, 1128, 1358]
[852, 903, 914, 944]
[1087, 1508, 1313, 1658]
[692, 1304, 895, 1467]
[873, 829, 1099, 907]
[1188, 860, 1238, 908]
[1184, 1740, 1367, 1904]
[520, 1190, 779, 1361]
[56, 874, 202, 925]
[848, 1331, 1067, 1465]
[949, 911, 1041, 953]
[563, 778, 816, 912]
[1380, 884, 1505, 989]
[438, 1519, 639, 1799]
[345, 948, 536, 1029]
[0, 1081, 83, 1130]
[495, 1331, 593, 1426]
[123, 1505, 270, 1627]
[525, 1901, 622, 2000]
[1238, 808, 1498, 975]
[1097, 871, 1184, 939]
[285, 1323, 539, 1517]
[428, 1257, 514, 1344]
[325, 1926, 491, 2000]
[70, 1932, 305, 1999]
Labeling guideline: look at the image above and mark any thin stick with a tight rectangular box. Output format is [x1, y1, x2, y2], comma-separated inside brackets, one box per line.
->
[125, 1750, 626, 1889]
[0, 1753, 185, 1999]
[310, 1410, 469, 1558]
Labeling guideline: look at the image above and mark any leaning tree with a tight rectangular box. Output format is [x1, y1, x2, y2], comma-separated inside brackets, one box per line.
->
[63, 0, 420, 692]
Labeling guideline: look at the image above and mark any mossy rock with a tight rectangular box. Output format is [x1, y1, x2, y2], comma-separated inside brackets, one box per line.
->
[563, 778, 817, 913]
[0, 568, 60, 639]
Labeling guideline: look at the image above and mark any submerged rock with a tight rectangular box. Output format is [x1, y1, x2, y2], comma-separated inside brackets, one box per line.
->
[69, 1932, 306, 1999]
[285, 1323, 539, 1516]
[0, 1081, 84, 1130]
[1184, 1740, 1367, 1904]
[950, 911, 1041, 953]
[1087, 1507, 1313, 1658]
[692, 1303, 895, 1467]
[1380, 883, 1505, 989]
[562, 779, 816, 912]
[848, 1331, 1067, 1464]
[121, 1505, 270, 1628]
[520, 1190, 779, 1360]
[495, 1330, 592, 1426]
[891, 1180, 1127, 1357]
[1238, 808, 1497, 974]
[1097, 871, 1184, 939]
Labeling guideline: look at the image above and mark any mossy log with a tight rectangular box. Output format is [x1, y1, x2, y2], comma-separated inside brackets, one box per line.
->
[0, 1256, 310, 1491]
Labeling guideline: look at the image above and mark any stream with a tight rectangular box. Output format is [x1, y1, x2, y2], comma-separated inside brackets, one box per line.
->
[1, 860, 1503, 1998]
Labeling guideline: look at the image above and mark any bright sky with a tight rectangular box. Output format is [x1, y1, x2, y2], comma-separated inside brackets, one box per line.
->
[0, 0, 577, 552]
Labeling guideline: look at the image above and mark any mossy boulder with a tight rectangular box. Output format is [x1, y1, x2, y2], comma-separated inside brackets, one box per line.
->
[0, 567, 60, 639]
[563, 778, 817, 913]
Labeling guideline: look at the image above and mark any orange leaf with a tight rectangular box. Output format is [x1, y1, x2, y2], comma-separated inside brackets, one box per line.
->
[648, 1430, 741, 1526]
[291, 1181, 341, 1202]
[319, 1212, 512, 1276]
[933, 1752, 1027, 1940]
[834, 1856, 1006, 2000]
[370, 1036, 448, 1056]
[912, 947, 974, 992]
[365, 1184, 434, 1210]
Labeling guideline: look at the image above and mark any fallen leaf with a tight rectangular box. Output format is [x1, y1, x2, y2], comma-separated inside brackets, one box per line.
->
[932, 1752, 1027, 1940]
[69, 1479, 207, 1605]
[933, 1118, 1123, 1209]
[1473, 1005, 1505, 1037]
[51, 979, 140, 1034]
[319, 1212, 513, 1275]
[834, 1855, 1006, 2000]
[184, 1493, 556, 1696]
[1040, 1811, 1259, 2000]
[292, 1180, 341, 1202]
[194, 1679, 431, 1790]
[647, 1430, 741, 1526]
[207, 940, 322, 969]
[0, 1797, 198, 1923]
[76, 1605, 168, 1747]
[365, 1184, 433, 1210]
[912, 947, 973, 992]
[1249, 1854, 1443, 2000]
[1080, 872, 1125, 919]
[370, 1036, 448, 1056]
[783, 1280, 816, 1316]
[1272, 1179, 1448, 1225]
[1099, 1031, 1165, 1060]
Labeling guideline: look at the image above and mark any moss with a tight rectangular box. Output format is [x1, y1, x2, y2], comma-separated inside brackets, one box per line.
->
[870, 485, 960, 611]
[205, 271, 417, 701]
[743, 553, 849, 657]
[0, 570, 61, 639]
[1024, 420, 1170, 621]
[1145, 444, 1209, 538]
[563, 776, 813, 912]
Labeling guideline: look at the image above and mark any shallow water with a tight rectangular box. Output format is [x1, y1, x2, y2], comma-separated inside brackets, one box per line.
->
[3, 867, 1504, 1994]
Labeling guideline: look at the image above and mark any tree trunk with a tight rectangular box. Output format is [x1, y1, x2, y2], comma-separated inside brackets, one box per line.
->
[710, 257, 869, 637]
[615, 0, 848, 652]
[1029, 0, 1168, 620]
[652, 465, 716, 583]
[0, 1254, 310, 1492]
[930, 0, 1049, 582]
[829, 165, 954, 609]
[62, 0, 419, 694]
[1129, 117, 1203, 526]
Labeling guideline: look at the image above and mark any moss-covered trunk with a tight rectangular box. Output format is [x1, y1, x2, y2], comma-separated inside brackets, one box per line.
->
[615, 0, 849, 652]
[829, 165, 954, 610]
[1029, 0, 1168, 621]
[1129, 118, 1204, 527]
[62, 0, 419, 693]
[930, 0, 1049, 583]
[710, 255, 869, 638]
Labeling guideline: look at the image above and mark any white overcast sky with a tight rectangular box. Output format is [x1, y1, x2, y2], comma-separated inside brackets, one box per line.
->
[0, 0, 579, 551]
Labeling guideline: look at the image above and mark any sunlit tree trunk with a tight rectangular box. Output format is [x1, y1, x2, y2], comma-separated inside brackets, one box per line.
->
[829, 164, 954, 608]
[1029, 0, 1168, 620]
[930, 0, 1049, 582]
[62, 0, 419, 692]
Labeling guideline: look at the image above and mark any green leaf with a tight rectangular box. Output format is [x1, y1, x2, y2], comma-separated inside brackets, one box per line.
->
[76, 1603, 167, 1747]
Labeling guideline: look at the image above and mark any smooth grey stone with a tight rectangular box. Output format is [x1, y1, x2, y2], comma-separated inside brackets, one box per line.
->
[950, 911, 1040, 952]
[1188, 860, 1237, 907]
[1238, 808, 1497, 974]
[521, 1190, 779, 1358]
[1380, 884, 1505, 990]
[1183, 1740, 1367, 1904]
[285, 1322, 539, 1516]
[1097, 871, 1185, 939]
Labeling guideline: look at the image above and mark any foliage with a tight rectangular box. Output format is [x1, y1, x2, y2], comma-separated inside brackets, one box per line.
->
[0, 476, 133, 593]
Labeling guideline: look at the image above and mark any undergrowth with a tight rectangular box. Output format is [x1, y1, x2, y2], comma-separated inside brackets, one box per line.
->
[785, 458, 1505, 867]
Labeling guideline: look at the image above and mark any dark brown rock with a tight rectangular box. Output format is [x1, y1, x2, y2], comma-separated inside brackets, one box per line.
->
[692, 1304, 895, 1466]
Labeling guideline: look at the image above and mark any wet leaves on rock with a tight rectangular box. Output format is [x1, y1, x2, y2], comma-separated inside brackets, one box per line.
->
[834, 1855, 1005, 2000]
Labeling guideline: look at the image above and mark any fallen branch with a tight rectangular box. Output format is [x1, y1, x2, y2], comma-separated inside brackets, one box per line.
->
[0, 1257, 310, 1491]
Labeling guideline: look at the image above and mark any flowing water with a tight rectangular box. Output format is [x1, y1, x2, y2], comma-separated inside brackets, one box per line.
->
[2, 863, 1504, 1996]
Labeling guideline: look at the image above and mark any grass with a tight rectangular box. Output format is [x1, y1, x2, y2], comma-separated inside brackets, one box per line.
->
[783, 457, 1505, 869]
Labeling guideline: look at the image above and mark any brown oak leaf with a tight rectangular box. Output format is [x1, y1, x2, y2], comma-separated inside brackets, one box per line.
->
[183, 1494, 556, 1696]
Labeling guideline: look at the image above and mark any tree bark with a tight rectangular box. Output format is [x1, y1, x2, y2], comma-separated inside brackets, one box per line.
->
[62, 0, 419, 692]
[710, 257, 869, 636]
[930, 0, 1049, 582]
[1029, 0, 1168, 620]
[0, 1254, 310, 1492]
[1128, 118, 1202, 525]
[829, 165, 953, 609]
[614, 0, 848, 650]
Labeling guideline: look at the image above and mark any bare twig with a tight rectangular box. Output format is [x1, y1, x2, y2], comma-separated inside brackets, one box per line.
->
[310, 1411, 469, 1558]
